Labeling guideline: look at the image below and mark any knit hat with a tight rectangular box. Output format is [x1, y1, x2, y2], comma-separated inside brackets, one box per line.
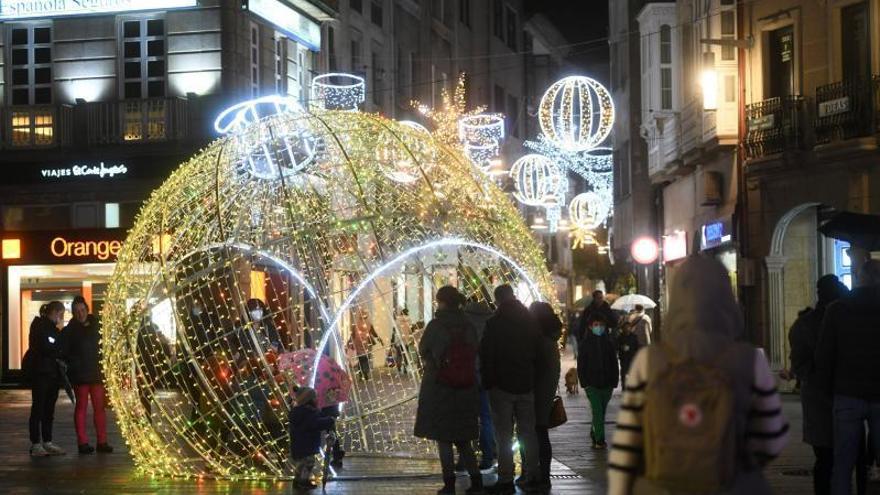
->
[293, 386, 317, 406]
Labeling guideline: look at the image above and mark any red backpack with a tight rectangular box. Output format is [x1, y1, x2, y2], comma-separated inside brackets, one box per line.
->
[437, 327, 477, 388]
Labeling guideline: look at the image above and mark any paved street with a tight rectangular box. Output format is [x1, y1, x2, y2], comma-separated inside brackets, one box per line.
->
[2, 348, 877, 494]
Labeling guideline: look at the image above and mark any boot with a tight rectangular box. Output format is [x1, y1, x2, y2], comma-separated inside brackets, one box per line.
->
[437, 476, 456, 494]
[466, 473, 484, 494]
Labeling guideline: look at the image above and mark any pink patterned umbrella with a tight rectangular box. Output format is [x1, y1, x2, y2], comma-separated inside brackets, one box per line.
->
[277, 349, 352, 409]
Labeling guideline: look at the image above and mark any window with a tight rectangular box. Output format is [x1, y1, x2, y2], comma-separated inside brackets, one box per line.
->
[371, 1, 383, 27]
[505, 6, 517, 51]
[350, 29, 362, 72]
[841, 1, 871, 82]
[328, 26, 337, 70]
[506, 94, 519, 138]
[350, 0, 362, 14]
[9, 25, 52, 106]
[410, 53, 417, 100]
[660, 24, 671, 64]
[298, 51, 307, 102]
[494, 85, 505, 113]
[274, 35, 286, 94]
[493, 0, 503, 38]
[459, 0, 470, 26]
[659, 25, 672, 110]
[121, 17, 167, 141]
[372, 49, 382, 106]
[720, 9, 735, 61]
[250, 23, 260, 96]
[724, 74, 736, 102]
[661, 68, 672, 110]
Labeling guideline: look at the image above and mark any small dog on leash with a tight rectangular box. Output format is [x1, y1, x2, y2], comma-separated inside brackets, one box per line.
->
[564, 368, 579, 394]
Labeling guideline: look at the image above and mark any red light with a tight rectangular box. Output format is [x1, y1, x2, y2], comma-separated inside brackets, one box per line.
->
[631, 237, 659, 265]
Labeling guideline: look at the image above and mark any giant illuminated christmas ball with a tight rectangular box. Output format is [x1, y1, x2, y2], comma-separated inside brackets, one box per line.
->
[101, 105, 555, 479]
[539, 75, 614, 152]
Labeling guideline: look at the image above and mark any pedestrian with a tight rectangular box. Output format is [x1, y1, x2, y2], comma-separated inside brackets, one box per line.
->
[608, 255, 788, 495]
[580, 290, 620, 334]
[348, 311, 383, 381]
[463, 297, 497, 471]
[63, 296, 113, 454]
[480, 284, 542, 494]
[288, 386, 335, 490]
[413, 286, 483, 495]
[629, 304, 652, 347]
[575, 311, 618, 449]
[566, 311, 579, 359]
[616, 319, 640, 392]
[529, 301, 562, 492]
[393, 308, 415, 374]
[789, 275, 848, 495]
[815, 259, 880, 495]
[25, 301, 67, 456]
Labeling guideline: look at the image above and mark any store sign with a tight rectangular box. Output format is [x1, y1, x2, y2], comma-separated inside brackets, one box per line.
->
[663, 230, 688, 263]
[51, 236, 122, 261]
[818, 96, 850, 118]
[747, 114, 775, 132]
[0, 0, 197, 20]
[700, 219, 733, 251]
[40, 162, 128, 180]
[248, 0, 321, 51]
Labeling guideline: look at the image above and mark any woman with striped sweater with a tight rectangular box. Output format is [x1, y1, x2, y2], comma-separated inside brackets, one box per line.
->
[608, 256, 788, 495]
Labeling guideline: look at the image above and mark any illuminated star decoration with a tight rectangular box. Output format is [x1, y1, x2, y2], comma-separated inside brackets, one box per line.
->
[411, 72, 487, 147]
[100, 98, 558, 481]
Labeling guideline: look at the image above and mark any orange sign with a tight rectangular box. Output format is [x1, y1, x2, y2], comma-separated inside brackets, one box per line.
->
[50, 236, 122, 261]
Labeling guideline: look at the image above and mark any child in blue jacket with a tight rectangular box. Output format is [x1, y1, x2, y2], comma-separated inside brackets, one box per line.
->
[289, 386, 335, 489]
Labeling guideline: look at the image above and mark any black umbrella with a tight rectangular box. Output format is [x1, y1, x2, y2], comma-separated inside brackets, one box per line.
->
[56, 359, 76, 404]
[818, 211, 880, 251]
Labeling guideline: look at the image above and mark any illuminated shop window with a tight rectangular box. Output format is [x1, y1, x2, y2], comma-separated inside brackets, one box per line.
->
[10, 110, 53, 146]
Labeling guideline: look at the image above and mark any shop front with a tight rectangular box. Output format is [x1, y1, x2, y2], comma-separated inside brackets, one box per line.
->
[699, 216, 738, 295]
[1, 229, 126, 383]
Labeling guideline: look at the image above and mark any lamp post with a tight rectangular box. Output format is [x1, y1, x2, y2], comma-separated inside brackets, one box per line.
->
[631, 237, 659, 296]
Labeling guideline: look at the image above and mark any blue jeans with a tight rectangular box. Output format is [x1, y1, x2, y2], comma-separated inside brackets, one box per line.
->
[479, 389, 496, 465]
[832, 395, 880, 495]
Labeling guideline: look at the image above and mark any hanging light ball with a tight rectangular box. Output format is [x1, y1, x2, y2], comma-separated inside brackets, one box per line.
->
[509, 154, 564, 207]
[539, 76, 615, 152]
[309, 72, 366, 111]
[569, 190, 612, 230]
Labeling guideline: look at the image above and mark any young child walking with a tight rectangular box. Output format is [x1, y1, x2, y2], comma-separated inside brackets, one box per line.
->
[289, 386, 335, 489]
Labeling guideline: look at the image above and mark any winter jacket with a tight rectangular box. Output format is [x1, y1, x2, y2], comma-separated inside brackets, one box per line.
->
[288, 403, 335, 459]
[480, 299, 541, 394]
[414, 308, 480, 442]
[28, 316, 62, 377]
[815, 285, 880, 400]
[577, 329, 619, 389]
[532, 306, 562, 427]
[575, 301, 620, 341]
[617, 330, 640, 381]
[789, 306, 833, 447]
[629, 313, 653, 346]
[63, 315, 103, 385]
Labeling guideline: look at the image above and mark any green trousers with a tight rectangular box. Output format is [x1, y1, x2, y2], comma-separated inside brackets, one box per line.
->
[585, 386, 613, 442]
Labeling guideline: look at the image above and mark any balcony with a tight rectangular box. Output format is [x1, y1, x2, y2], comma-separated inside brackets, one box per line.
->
[744, 96, 805, 160]
[814, 76, 880, 145]
[1, 105, 72, 148]
[83, 97, 188, 145]
[646, 113, 683, 182]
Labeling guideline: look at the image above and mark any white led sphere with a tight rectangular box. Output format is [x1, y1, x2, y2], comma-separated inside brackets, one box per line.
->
[510, 154, 564, 207]
[569, 190, 612, 230]
[310, 73, 366, 111]
[539, 76, 614, 152]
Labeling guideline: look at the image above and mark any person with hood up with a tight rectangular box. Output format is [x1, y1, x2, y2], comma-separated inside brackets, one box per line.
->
[414, 286, 483, 495]
[578, 290, 619, 336]
[789, 275, 848, 495]
[608, 255, 788, 495]
[576, 310, 618, 450]
[288, 386, 335, 489]
[529, 301, 562, 491]
[26, 301, 67, 457]
[463, 296, 497, 472]
[63, 296, 113, 454]
[815, 259, 880, 495]
[480, 284, 542, 494]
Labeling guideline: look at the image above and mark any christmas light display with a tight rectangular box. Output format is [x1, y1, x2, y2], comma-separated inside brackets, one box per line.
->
[458, 113, 505, 172]
[101, 109, 556, 480]
[538, 75, 614, 152]
[411, 73, 487, 148]
[509, 154, 563, 207]
[309, 73, 366, 111]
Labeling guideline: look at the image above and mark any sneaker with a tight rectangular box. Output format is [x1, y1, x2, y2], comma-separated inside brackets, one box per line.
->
[485, 482, 515, 495]
[96, 443, 114, 454]
[78, 444, 95, 454]
[42, 442, 66, 455]
[30, 443, 49, 457]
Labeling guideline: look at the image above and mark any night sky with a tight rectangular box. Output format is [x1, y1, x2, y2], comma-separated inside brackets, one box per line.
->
[525, 0, 610, 81]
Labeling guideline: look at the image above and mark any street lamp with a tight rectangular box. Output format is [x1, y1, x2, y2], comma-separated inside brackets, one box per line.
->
[700, 51, 718, 111]
[631, 237, 659, 265]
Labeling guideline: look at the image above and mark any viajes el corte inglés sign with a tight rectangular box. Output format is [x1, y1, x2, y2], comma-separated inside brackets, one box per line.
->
[0, 0, 197, 20]
[40, 162, 128, 179]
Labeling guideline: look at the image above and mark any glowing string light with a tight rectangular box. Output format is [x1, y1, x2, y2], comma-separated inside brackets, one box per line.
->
[309, 73, 366, 111]
[539, 75, 614, 152]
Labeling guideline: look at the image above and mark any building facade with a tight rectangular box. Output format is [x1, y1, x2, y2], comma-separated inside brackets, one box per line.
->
[0, 0, 541, 383]
[739, 0, 880, 371]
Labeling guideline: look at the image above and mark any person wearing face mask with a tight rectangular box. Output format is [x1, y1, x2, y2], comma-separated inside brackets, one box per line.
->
[576, 312, 618, 450]
[26, 301, 67, 457]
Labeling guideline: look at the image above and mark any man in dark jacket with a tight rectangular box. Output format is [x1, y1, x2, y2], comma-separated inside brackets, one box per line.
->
[27, 301, 66, 457]
[789, 275, 847, 495]
[815, 260, 880, 495]
[63, 296, 112, 454]
[480, 284, 542, 494]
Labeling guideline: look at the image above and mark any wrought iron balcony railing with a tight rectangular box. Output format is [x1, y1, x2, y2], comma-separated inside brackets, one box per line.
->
[744, 95, 805, 160]
[814, 76, 879, 145]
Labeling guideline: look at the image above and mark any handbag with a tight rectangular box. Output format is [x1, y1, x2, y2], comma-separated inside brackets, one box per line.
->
[548, 395, 568, 428]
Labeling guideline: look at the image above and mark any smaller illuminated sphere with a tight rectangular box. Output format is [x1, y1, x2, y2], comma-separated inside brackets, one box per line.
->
[631, 237, 660, 265]
[568, 191, 611, 231]
[510, 154, 564, 207]
[309, 73, 366, 111]
[539, 76, 614, 152]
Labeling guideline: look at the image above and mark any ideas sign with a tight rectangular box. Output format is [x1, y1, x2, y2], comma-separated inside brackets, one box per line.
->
[0, 0, 197, 20]
[41, 162, 128, 180]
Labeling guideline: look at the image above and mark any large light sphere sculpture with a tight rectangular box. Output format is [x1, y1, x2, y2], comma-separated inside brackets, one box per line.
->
[101, 108, 555, 479]
[539, 76, 614, 152]
[569, 190, 611, 231]
[510, 154, 564, 207]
